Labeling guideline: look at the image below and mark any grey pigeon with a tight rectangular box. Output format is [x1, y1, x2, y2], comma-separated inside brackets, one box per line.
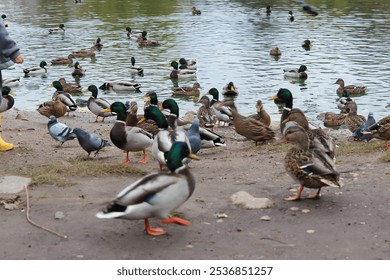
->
[73, 127, 111, 157]
[184, 118, 201, 165]
[47, 115, 76, 146]
[352, 112, 376, 142]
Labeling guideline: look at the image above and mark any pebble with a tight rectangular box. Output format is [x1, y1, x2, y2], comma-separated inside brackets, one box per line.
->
[54, 211, 65, 220]
[260, 215, 271, 221]
[301, 209, 310, 214]
[306, 229, 315, 234]
[290, 206, 300, 211]
[230, 191, 274, 209]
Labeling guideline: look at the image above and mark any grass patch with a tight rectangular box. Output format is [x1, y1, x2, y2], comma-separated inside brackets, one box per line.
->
[6, 156, 147, 187]
[336, 140, 385, 155]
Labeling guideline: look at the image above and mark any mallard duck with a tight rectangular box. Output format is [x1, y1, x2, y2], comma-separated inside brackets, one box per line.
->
[129, 57, 144, 76]
[37, 97, 69, 118]
[71, 61, 86, 77]
[1, 14, 8, 27]
[143, 90, 162, 110]
[170, 61, 197, 79]
[248, 100, 271, 127]
[2, 77, 21, 87]
[288, 11, 295, 22]
[102, 102, 153, 163]
[161, 98, 227, 148]
[125, 101, 159, 135]
[337, 90, 351, 113]
[73, 127, 110, 158]
[0, 86, 15, 113]
[343, 100, 366, 132]
[137, 31, 160, 47]
[283, 65, 308, 79]
[47, 115, 76, 146]
[365, 115, 390, 150]
[50, 81, 78, 112]
[282, 108, 336, 160]
[85, 85, 115, 122]
[281, 125, 340, 201]
[126, 27, 142, 39]
[71, 47, 96, 58]
[51, 54, 75, 65]
[207, 88, 232, 126]
[23, 61, 48, 76]
[321, 111, 347, 128]
[220, 100, 275, 144]
[197, 95, 217, 128]
[179, 58, 197, 71]
[99, 81, 141, 92]
[172, 82, 201, 97]
[192, 6, 201, 15]
[222, 82, 238, 97]
[335, 78, 366, 97]
[302, 39, 312, 50]
[58, 77, 82, 94]
[269, 88, 294, 133]
[94, 37, 103, 49]
[48, 24, 65, 34]
[96, 141, 198, 236]
[142, 106, 191, 170]
[270, 47, 281, 57]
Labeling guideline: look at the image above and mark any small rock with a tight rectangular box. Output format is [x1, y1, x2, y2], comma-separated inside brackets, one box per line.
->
[54, 211, 65, 220]
[215, 213, 228, 219]
[290, 206, 300, 211]
[230, 191, 274, 209]
[306, 229, 315, 234]
[301, 209, 310, 214]
[4, 203, 19, 210]
[260, 215, 271, 221]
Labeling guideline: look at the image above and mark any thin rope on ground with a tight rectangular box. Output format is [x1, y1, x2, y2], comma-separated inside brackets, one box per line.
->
[24, 184, 68, 239]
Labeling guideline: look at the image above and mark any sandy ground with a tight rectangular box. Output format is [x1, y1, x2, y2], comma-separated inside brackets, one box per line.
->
[0, 108, 389, 260]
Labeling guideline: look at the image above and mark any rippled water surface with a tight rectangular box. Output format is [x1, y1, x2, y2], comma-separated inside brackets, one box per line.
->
[1, 0, 389, 124]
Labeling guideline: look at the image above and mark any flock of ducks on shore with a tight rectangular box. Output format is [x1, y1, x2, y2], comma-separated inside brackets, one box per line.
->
[2, 4, 389, 237]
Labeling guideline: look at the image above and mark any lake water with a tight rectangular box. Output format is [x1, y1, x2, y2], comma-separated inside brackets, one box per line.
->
[1, 0, 389, 125]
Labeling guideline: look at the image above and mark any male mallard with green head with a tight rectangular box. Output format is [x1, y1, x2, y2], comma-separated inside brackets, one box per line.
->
[85, 85, 115, 122]
[23, 61, 48, 76]
[96, 141, 198, 236]
[283, 65, 308, 79]
[0, 86, 15, 114]
[102, 101, 153, 164]
[49, 24, 65, 34]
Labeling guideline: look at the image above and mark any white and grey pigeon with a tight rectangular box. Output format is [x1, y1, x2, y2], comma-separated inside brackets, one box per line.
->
[73, 128, 111, 157]
[184, 118, 202, 165]
[352, 112, 376, 142]
[47, 115, 76, 146]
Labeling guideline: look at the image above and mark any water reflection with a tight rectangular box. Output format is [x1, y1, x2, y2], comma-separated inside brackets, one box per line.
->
[0, 0, 389, 125]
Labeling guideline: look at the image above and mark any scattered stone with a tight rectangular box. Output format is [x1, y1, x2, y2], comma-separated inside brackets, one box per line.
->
[230, 191, 274, 209]
[290, 206, 300, 211]
[260, 215, 271, 221]
[301, 209, 310, 214]
[54, 211, 65, 220]
[0, 176, 31, 194]
[215, 213, 228, 219]
[306, 229, 315, 234]
[186, 244, 193, 249]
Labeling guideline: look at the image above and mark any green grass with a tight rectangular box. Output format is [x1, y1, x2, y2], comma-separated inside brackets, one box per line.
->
[6, 156, 147, 187]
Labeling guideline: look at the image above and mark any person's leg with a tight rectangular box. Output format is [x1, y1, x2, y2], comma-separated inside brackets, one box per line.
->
[0, 69, 14, 151]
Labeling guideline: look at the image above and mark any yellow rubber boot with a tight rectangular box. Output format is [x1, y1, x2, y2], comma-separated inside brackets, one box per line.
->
[0, 135, 14, 151]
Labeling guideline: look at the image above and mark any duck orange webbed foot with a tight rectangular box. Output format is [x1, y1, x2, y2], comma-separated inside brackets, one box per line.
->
[284, 185, 303, 201]
[144, 219, 166, 236]
[162, 217, 192, 226]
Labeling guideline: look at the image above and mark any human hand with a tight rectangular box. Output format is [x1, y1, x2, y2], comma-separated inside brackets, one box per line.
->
[13, 54, 24, 64]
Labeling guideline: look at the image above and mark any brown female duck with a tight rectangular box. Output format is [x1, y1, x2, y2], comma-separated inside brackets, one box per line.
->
[365, 115, 390, 150]
[343, 100, 366, 132]
[172, 82, 201, 97]
[282, 108, 336, 160]
[248, 100, 271, 127]
[37, 97, 68, 118]
[51, 54, 75, 65]
[71, 47, 96, 58]
[197, 95, 217, 128]
[335, 78, 366, 97]
[281, 125, 341, 201]
[220, 100, 275, 144]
